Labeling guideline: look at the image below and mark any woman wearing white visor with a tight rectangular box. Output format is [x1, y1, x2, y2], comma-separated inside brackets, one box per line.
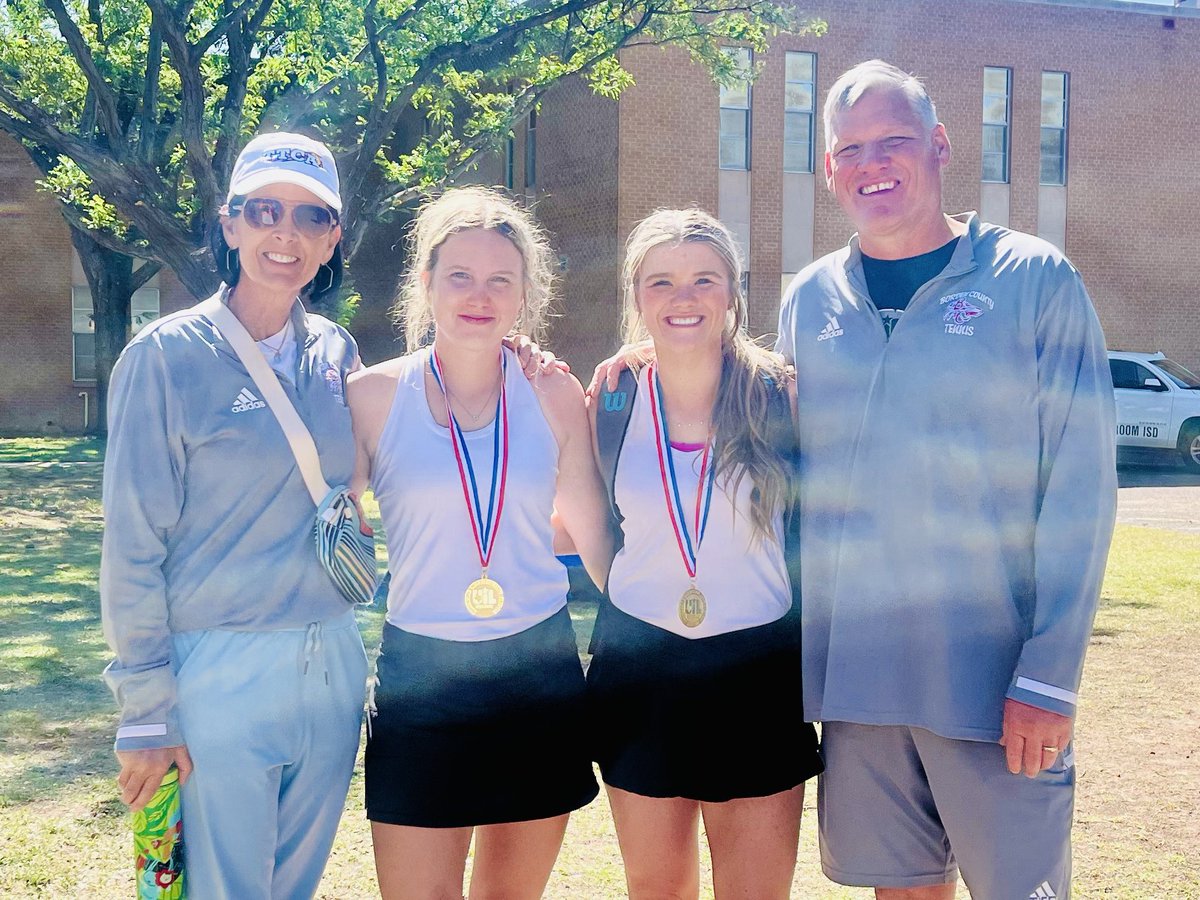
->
[100, 132, 368, 898]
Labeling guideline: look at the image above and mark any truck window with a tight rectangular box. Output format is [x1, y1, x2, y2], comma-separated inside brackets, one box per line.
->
[1109, 360, 1159, 390]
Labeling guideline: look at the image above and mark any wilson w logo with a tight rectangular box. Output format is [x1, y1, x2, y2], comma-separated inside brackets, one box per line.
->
[603, 391, 627, 412]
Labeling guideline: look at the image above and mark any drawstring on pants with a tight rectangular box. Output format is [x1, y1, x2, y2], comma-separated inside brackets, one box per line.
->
[301, 621, 329, 684]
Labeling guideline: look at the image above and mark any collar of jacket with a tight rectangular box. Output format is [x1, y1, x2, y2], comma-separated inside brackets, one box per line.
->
[842, 211, 982, 298]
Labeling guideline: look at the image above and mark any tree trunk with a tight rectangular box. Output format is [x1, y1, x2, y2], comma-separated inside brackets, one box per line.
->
[70, 227, 136, 435]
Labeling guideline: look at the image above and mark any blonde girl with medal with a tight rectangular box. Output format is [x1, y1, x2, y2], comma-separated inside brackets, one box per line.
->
[347, 186, 612, 900]
[586, 209, 823, 899]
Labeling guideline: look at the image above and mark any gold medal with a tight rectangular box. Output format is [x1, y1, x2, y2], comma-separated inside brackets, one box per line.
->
[679, 586, 707, 628]
[465, 575, 505, 618]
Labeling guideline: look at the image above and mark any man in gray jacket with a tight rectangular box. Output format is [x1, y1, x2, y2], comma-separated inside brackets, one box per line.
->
[778, 60, 1116, 900]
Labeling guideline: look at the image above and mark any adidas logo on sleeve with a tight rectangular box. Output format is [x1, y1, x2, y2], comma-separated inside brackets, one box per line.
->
[1029, 881, 1058, 899]
[231, 388, 266, 413]
[817, 316, 844, 342]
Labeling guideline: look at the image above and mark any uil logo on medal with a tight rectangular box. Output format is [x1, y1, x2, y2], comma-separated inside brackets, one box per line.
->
[679, 587, 707, 629]
[464, 575, 504, 618]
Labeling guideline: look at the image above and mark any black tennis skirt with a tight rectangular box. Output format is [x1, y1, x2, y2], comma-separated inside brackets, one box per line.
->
[587, 597, 823, 802]
[365, 606, 598, 828]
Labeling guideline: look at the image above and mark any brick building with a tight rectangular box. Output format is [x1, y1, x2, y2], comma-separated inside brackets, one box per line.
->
[1, 0, 1196, 433]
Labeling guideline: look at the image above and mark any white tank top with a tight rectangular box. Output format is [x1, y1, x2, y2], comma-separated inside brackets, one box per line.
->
[372, 347, 569, 640]
[606, 366, 792, 638]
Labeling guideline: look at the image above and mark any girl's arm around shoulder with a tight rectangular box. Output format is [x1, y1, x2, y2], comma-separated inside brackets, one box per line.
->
[346, 357, 407, 497]
[532, 369, 615, 591]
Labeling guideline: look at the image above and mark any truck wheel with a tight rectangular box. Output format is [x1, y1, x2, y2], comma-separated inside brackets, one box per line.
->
[1179, 423, 1200, 472]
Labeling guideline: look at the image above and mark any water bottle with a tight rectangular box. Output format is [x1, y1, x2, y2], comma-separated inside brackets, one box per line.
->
[132, 765, 185, 899]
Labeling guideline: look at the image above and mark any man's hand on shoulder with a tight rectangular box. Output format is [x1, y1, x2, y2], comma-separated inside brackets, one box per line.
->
[585, 341, 656, 399]
[999, 698, 1073, 777]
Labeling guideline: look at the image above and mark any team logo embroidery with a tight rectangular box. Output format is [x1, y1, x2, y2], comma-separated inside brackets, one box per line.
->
[944, 298, 984, 325]
[940, 291, 994, 336]
[1029, 881, 1057, 899]
[231, 387, 266, 413]
[263, 148, 326, 170]
[323, 363, 346, 405]
[817, 316, 844, 342]
[602, 390, 627, 412]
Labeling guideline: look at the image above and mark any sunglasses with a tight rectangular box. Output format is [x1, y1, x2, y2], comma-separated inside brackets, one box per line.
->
[227, 197, 339, 238]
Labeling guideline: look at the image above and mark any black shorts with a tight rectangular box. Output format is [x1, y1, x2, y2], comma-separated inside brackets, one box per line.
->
[586, 597, 823, 802]
[365, 606, 598, 827]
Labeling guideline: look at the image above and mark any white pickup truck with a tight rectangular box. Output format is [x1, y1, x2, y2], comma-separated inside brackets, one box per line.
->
[1108, 351, 1200, 471]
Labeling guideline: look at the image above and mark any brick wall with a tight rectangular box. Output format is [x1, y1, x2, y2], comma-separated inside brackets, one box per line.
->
[534, 77, 622, 375]
[0, 133, 82, 434]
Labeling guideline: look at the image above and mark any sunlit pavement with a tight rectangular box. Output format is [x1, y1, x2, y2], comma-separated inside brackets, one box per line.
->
[1117, 452, 1200, 533]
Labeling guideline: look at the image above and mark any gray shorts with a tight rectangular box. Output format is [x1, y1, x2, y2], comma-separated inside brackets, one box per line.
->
[818, 722, 1075, 899]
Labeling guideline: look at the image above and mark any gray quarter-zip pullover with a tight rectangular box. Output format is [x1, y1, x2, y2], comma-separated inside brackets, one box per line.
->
[100, 292, 358, 750]
[778, 213, 1116, 741]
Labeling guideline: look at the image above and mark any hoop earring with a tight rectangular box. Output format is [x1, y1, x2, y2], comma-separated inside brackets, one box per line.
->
[312, 262, 334, 296]
[225, 248, 240, 278]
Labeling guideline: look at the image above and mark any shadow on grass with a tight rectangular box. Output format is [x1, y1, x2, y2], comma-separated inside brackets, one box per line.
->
[0, 467, 117, 810]
[1100, 597, 1156, 611]
[0, 437, 106, 464]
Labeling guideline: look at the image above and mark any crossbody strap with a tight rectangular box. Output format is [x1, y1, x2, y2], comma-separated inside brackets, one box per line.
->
[198, 295, 331, 505]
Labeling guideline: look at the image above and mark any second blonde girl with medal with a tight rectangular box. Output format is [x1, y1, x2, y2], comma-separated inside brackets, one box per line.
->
[348, 187, 612, 900]
[587, 209, 823, 899]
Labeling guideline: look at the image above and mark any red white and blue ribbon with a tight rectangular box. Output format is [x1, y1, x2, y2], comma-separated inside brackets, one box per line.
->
[647, 364, 715, 581]
[430, 348, 510, 573]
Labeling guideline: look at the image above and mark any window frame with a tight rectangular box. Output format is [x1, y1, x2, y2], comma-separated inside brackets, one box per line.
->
[783, 51, 816, 174]
[719, 47, 752, 172]
[524, 109, 537, 190]
[71, 285, 161, 382]
[1039, 71, 1069, 186]
[981, 66, 1012, 184]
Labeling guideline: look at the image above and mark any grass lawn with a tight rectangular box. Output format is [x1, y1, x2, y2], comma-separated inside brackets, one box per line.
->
[0, 437, 105, 464]
[1, 450, 1197, 898]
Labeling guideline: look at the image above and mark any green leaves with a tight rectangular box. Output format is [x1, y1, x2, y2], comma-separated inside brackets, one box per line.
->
[37, 157, 133, 240]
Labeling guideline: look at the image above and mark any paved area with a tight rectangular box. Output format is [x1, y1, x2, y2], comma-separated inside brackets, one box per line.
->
[1117, 458, 1200, 535]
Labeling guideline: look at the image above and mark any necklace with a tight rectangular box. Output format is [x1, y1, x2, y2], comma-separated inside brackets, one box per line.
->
[432, 364, 502, 424]
[258, 319, 292, 361]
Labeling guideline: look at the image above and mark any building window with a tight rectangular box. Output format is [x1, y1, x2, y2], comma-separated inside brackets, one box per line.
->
[784, 52, 816, 174]
[72, 286, 160, 381]
[504, 135, 515, 189]
[524, 109, 537, 190]
[1040, 71, 1069, 186]
[982, 67, 1011, 183]
[719, 48, 752, 171]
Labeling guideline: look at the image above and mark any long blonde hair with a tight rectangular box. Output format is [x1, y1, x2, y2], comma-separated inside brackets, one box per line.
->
[394, 186, 556, 349]
[622, 208, 794, 539]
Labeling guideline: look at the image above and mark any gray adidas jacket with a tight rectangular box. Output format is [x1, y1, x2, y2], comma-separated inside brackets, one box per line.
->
[778, 213, 1116, 741]
[100, 293, 357, 751]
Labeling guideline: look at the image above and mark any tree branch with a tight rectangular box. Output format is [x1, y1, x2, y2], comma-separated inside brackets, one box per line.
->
[41, 0, 127, 152]
[132, 260, 164, 290]
[138, 20, 164, 161]
[145, 0, 221, 215]
[195, 0, 264, 55]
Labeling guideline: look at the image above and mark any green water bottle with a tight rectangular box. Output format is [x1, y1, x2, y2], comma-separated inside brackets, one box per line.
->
[132, 765, 185, 899]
